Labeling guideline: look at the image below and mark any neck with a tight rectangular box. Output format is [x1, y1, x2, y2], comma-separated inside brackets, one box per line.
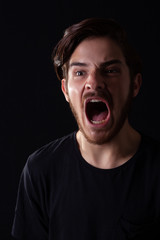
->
[76, 120, 141, 169]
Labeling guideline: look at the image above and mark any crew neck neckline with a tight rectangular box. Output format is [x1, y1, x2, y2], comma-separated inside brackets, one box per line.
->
[73, 131, 144, 173]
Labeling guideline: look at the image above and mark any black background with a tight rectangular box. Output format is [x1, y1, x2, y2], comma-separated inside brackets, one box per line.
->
[1, 1, 160, 239]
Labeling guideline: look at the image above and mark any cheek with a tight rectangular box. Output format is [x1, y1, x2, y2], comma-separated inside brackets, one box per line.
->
[67, 81, 83, 101]
[109, 81, 131, 106]
[68, 85, 79, 101]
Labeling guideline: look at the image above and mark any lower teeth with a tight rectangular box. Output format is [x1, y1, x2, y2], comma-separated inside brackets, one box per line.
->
[91, 119, 105, 124]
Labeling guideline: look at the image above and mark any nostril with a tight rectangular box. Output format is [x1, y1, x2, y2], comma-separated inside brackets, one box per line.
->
[85, 83, 91, 90]
[85, 82, 105, 91]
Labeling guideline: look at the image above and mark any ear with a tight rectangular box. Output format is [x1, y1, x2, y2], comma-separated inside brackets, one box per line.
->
[61, 79, 69, 102]
[132, 73, 142, 97]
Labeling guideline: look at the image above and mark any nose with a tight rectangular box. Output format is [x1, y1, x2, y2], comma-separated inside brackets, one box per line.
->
[85, 70, 105, 91]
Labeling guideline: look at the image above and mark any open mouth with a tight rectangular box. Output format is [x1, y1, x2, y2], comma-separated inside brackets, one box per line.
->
[85, 98, 109, 125]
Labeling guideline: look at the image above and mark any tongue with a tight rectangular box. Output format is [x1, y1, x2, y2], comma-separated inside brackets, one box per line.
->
[92, 111, 108, 121]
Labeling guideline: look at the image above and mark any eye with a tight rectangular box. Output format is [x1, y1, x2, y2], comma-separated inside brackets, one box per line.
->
[103, 68, 120, 75]
[107, 69, 117, 73]
[75, 71, 84, 76]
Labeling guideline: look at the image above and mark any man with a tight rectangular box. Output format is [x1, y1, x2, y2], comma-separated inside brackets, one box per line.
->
[12, 18, 160, 239]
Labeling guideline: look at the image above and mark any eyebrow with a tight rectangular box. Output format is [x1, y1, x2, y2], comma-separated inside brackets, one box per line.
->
[100, 59, 122, 67]
[69, 59, 122, 68]
[69, 62, 89, 68]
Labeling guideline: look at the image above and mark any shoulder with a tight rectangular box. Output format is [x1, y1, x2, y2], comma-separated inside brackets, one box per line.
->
[141, 134, 160, 156]
[25, 132, 77, 177]
[137, 134, 160, 171]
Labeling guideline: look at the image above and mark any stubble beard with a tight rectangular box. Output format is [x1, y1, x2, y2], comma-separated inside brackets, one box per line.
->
[68, 84, 133, 145]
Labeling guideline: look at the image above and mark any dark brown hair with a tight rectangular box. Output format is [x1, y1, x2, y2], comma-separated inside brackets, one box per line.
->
[52, 18, 142, 81]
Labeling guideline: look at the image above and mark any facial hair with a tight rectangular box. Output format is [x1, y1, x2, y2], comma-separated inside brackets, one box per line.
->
[68, 83, 133, 145]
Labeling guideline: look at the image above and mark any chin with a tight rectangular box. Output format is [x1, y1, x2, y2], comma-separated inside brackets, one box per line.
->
[80, 129, 114, 145]
[80, 117, 127, 145]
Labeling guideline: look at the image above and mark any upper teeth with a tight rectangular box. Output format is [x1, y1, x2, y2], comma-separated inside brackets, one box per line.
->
[89, 99, 101, 103]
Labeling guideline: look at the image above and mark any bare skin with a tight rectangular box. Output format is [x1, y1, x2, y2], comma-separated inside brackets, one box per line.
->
[62, 36, 142, 169]
[76, 119, 141, 169]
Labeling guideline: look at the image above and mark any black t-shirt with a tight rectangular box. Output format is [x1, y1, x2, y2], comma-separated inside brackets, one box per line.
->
[12, 132, 160, 239]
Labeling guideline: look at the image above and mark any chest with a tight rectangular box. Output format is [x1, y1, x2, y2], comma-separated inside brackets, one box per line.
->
[48, 167, 160, 239]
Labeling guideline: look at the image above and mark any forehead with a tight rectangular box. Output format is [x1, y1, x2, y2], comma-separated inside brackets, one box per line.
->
[69, 36, 125, 66]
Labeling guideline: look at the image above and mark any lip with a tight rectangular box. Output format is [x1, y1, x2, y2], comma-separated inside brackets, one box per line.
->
[84, 96, 111, 128]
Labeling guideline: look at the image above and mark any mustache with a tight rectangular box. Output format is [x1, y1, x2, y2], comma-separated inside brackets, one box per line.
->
[82, 90, 113, 107]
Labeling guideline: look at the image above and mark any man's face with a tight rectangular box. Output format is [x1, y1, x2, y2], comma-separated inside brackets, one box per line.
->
[62, 37, 140, 144]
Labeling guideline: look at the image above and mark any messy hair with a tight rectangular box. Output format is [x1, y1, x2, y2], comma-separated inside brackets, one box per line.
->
[52, 18, 142, 81]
